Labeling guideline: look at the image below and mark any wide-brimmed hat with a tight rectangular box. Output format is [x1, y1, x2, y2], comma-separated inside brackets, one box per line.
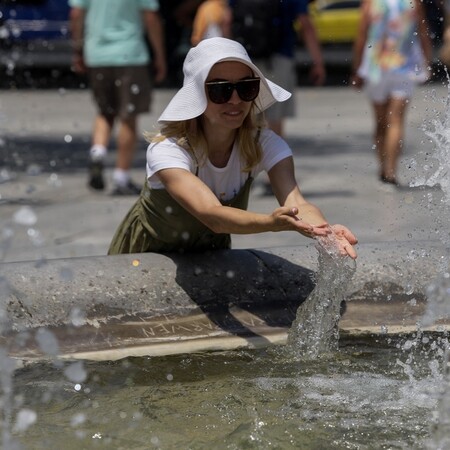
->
[158, 37, 291, 123]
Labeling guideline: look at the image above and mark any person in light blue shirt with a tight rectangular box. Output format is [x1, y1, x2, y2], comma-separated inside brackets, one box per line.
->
[69, 0, 167, 195]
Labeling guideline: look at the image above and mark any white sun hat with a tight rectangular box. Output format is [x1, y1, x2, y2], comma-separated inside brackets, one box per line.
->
[158, 37, 291, 123]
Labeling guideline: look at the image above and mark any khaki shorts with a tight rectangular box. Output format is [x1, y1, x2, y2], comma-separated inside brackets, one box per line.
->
[88, 66, 152, 119]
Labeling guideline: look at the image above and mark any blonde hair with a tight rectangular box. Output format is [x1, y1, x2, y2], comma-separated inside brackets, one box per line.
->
[143, 104, 266, 172]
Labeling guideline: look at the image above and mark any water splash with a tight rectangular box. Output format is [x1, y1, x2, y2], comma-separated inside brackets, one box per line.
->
[286, 234, 356, 359]
[418, 80, 450, 324]
[425, 347, 450, 450]
[416, 78, 450, 448]
[422, 272, 450, 327]
[412, 83, 450, 201]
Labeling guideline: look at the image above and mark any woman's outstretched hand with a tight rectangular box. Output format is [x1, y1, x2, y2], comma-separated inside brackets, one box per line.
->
[316, 224, 358, 259]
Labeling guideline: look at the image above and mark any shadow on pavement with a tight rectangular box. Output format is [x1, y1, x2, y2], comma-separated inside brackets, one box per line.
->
[0, 135, 148, 173]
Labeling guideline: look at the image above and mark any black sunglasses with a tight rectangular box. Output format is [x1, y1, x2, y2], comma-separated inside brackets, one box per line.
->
[205, 78, 260, 104]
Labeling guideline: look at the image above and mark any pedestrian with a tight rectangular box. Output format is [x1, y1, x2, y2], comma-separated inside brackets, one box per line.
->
[69, 0, 167, 195]
[191, 0, 232, 46]
[229, 0, 326, 138]
[351, 0, 433, 186]
[160, 0, 204, 85]
[438, 0, 450, 67]
[108, 37, 357, 258]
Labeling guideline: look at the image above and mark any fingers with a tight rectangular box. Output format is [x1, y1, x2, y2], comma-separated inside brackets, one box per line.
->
[317, 236, 358, 259]
[310, 224, 331, 236]
[332, 224, 358, 245]
[316, 227, 358, 259]
[343, 242, 358, 259]
[281, 208, 329, 236]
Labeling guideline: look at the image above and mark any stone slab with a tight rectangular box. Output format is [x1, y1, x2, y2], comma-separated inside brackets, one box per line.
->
[1, 241, 448, 361]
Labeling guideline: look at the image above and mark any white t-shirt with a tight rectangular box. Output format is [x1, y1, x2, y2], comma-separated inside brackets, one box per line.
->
[146, 128, 292, 202]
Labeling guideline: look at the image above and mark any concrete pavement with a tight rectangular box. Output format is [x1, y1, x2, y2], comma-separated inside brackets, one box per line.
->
[0, 83, 448, 263]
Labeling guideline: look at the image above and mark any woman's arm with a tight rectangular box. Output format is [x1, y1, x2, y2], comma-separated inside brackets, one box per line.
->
[268, 157, 358, 258]
[156, 167, 325, 236]
[69, 7, 87, 74]
[296, 14, 326, 86]
[268, 156, 328, 226]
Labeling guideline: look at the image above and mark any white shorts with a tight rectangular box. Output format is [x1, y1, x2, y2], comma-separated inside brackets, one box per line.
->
[365, 73, 415, 103]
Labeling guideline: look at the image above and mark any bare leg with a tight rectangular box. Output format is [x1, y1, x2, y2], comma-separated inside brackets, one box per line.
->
[372, 102, 389, 177]
[110, 116, 141, 194]
[92, 114, 114, 148]
[383, 97, 408, 182]
[116, 116, 137, 171]
[88, 114, 115, 190]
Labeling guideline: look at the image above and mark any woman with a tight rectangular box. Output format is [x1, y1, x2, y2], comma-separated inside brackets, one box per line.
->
[190, 0, 231, 46]
[351, 0, 432, 186]
[108, 37, 357, 258]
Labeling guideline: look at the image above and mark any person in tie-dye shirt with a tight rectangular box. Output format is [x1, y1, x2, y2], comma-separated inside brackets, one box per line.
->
[351, 0, 432, 186]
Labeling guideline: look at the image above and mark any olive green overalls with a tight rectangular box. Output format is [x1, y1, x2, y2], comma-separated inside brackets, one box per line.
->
[108, 174, 253, 254]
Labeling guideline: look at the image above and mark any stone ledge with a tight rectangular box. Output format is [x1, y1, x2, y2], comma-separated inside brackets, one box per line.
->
[0, 241, 448, 361]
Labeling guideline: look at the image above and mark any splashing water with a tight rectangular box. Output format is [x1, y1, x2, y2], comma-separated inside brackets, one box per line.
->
[418, 80, 450, 325]
[286, 233, 356, 359]
[412, 84, 450, 202]
[416, 80, 450, 448]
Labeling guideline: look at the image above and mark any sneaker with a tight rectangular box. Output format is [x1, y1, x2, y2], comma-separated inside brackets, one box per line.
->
[111, 180, 142, 196]
[88, 161, 105, 190]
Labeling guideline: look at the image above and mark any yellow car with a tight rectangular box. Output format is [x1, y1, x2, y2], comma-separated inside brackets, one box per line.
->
[307, 0, 361, 44]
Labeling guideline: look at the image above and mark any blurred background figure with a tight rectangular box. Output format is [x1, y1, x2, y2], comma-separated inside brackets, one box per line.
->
[351, 0, 432, 187]
[438, 0, 450, 67]
[191, 0, 232, 46]
[69, 0, 167, 195]
[423, 0, 445, 49]
[229, 0, 326, 138]
[160, 0, 204, 85]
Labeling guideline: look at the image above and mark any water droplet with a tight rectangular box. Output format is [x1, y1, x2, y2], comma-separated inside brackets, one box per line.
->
[64, 361, 87, 383]
[35, 328, 59, 356]
[71, 413, 86, 427]
[26, 164, 42, 176]
[70, 307, 86, 327]
[13, 409, 37, 432]
[47, 173, 61, 187]
[13, 206, 37, 226]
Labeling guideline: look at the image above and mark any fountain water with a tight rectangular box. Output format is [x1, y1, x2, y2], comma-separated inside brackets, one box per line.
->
[286, 235, 356, 359]
[412, 81, 450, 449]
